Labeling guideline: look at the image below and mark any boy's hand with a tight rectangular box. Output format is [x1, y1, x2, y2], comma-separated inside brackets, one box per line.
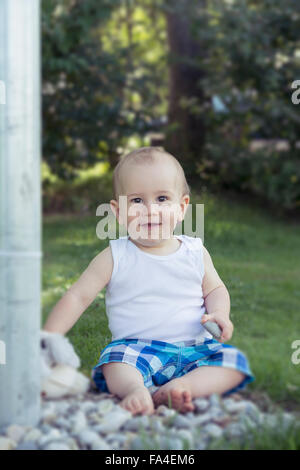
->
[201, 313, 234, 342]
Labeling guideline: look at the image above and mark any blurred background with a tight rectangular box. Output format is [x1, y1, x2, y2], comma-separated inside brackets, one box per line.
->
[42, 0, 300, 215]
[42, 0, 300, 416]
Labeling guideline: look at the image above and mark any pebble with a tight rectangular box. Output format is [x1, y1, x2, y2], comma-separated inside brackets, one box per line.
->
[70, 410, 87, 433]
[194, 398, 209, 413]
[0, 436, 16, 450]
[94, 408, 131, 434]
[172, 414, 191, 428]
[203, 423, 223, 439]
[15, 441, 38, 450]
[43, 441, 71, 450]
[5, 424, 27, 443]
[175, 429, 194, 448]
[0, 390, 297, 450]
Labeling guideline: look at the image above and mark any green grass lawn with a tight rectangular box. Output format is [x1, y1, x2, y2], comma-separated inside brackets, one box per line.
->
[42, 187, 300, 414]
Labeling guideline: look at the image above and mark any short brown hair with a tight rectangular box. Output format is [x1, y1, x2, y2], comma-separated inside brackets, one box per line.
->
[112, 146, 190, 200]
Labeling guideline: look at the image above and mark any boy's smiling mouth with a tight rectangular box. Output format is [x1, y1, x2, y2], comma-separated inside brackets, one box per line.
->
[141, 222, 162, 228]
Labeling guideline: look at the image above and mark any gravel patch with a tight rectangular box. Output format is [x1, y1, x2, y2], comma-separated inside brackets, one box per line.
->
[0, 389, 299, 450]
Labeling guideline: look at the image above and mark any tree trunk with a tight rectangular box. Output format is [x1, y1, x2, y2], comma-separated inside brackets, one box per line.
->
[164, 1, 205, 184]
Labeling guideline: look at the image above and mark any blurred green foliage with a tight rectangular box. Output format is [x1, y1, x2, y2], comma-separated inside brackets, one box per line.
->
[42, 0, 300, 212]
[189, 0, 300, 210]
[42, 0, 167, 180]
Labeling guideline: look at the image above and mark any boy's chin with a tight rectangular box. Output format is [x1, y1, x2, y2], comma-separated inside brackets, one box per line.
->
[129, 230, 173, 245]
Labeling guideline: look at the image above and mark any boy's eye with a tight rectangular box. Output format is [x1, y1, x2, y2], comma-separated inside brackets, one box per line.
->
[131, 197, 142, 203]
[130, 196, 168, 203]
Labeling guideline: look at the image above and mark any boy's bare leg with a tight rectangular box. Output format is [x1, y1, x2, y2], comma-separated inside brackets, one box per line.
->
[152, 366, 245, 413]
[101, 362, 155, 415]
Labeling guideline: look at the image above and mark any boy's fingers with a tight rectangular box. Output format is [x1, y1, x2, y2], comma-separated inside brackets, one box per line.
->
[220, 324, 233, 342]
[201, 314, 215, 324]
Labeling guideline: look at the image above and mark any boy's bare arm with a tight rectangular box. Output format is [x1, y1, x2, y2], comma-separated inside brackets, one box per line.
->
[43, 246, 113, 335]
[202, 246, 230, 320]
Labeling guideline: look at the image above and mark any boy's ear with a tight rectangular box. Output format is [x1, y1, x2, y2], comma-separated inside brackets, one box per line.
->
[110, 199, 125, 226]
[177, 194, 190, 223]
[110, 199, 119, 220]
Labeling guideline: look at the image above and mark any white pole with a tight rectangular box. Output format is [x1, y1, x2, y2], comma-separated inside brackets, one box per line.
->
[0, 0, 41, 427]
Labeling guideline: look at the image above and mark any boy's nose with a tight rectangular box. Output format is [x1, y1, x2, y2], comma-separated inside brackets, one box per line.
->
[143, 202, 160, 220]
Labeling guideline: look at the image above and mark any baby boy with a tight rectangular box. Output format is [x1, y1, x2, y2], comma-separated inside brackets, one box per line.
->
[43, 146, 254, 415]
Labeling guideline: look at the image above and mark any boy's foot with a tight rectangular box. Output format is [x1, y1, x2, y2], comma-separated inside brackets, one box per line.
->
[120, 385, 155, 416]
[152, 378, 195, 413]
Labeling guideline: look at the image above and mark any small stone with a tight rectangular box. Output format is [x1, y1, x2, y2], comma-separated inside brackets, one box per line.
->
[262, 413, 283, 429]
[106, 433, 128, 445]
[194, 398, 209, 413]
[52, 401, 70, 414]
[22, 428, 43, 443]
[192, 412, 212, 427]
[123, 415, 150, 432]
[148, 418, 166, 433]
[208, 406, 224, 419]
[65, 437, 79, 450]
[15, 441, 38, 450]
[80, 401, 96, 413]
[155, 405, 171, 416]
[209, 393, 221, 408]
[244, 402, 262, 424]
[5, 424, 27, 443]
[172, 414, 191, 429]
[223, 400, 249, 414]
[69, 410, 87, 433]
[109, 440, 122, 450]
[175, 429, 194, 449]
[39, 424, 52, 434]
[41, 404, 57, 424]
[38, 429, 62, 447]
[281, 412, 296, 431]
[90, 438, 112, 450]
[95, 409, 131, 434]
[238, 413, 257, 431]
[88, 411, 103, 424]
[222, 398, 235, 409]
[213, 415, 233, 428]
[225, 422, 246, 439]
[169, 438, 184, 450]
[160, 436, 181, 450]
[53, 416, 70, 430]
[194, 430, 210, 450]
[129, 436, 145, 450]
[43, 440, 71, 450]
[97, 399, 114, 414]
[202, 321, 222, 339]
[0, 436, 17, 450]
[76, 429, 101, 447]
[203, 423, 223, 439]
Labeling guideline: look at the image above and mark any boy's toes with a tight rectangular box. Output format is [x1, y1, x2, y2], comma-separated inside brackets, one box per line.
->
[181, 390, 195, 413]
[183, 390, 193, 404]
[121, 396, 154, 416]
[169, 389, 184, 409]
[120, 398, 138, 415]
[153, 390, 165, 406]
[143, 402, 155, 415]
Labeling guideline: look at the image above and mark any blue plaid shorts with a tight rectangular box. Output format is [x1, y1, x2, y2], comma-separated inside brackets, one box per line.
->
[91, 337, 255, 397]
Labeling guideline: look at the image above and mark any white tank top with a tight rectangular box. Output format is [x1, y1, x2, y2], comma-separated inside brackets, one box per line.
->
[105, 235, 212, 343]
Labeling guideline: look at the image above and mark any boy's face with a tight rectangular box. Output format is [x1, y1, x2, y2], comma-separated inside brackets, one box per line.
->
[110, 158, 190, 246]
